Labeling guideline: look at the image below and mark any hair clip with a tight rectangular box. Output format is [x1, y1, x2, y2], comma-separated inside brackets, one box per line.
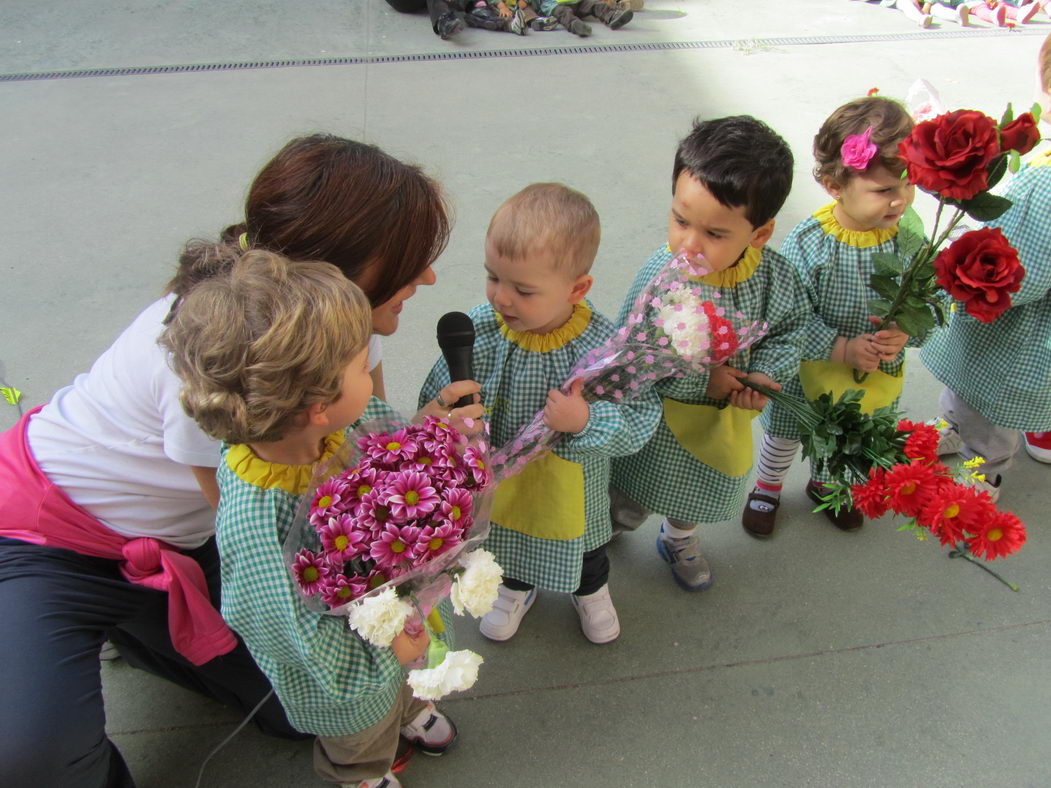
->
[238, 232, 249, 251]
[841, 126, 877, 172]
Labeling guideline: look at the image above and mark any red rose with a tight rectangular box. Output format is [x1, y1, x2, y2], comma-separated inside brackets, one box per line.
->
[934, 227, 1024, 323]
[999, 113, 1040, 156]
[898, 110, 1000, 200]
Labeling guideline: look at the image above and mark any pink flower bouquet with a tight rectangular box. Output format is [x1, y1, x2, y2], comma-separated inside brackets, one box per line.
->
[284, 412, 495, 616]
[492, 250, 769, 480]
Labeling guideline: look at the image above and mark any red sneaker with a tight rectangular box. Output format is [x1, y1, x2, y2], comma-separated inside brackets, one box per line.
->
[1024, 431, 1051, 464]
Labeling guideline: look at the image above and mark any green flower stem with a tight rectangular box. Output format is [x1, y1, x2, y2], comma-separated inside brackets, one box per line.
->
[947, 544, 1020, 592]
[738, 379, 819, 429]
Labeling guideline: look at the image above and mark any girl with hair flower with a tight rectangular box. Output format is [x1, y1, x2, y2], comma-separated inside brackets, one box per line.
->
[745, 96, 933, 538]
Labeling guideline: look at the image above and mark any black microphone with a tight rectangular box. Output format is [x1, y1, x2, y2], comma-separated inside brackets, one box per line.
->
[436, 311, 476, 408]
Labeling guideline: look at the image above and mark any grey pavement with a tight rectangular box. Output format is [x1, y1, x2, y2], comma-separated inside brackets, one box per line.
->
[2, 2, 1050, 786]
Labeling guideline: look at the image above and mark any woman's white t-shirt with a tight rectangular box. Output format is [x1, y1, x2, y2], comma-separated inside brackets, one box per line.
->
[28, 295, 382, 549]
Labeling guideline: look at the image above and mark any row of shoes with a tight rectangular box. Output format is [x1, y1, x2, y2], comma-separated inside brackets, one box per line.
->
[351, 703, 458, 788]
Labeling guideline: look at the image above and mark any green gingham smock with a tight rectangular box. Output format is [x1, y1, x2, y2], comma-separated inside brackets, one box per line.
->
[214, 398, 450, 737]
[610, 244, 810, 524]
[762, 203, 931, 448]
[419, 300, 661, 592]
[921, 158, 1051, 430]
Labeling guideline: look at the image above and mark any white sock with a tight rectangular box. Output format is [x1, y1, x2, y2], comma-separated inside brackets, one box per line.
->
[661, 520, 695, 540]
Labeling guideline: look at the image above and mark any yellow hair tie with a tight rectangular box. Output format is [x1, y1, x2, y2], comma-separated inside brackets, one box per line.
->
[238, 232, 249, 251]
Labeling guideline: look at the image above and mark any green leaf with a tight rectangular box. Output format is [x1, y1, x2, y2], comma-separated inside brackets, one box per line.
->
[1008, 149, 1022, 174]
[869, 273, 900, 301]
[985, 155, 1009, 191]
[893, 305, 935, 337]
[1031, 101, 1043, 125]
[956, 191, 1013, 222]
[867, 298, 891, 317]
[899, 207, 925, 248]
[872, 252, 903, 276]
[0, 387, 21, 407]
[1000, 102, 1014, 127]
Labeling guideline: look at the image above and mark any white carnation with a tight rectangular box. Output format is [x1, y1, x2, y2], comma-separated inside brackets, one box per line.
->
[450, 549, 503, 618]
[346, 587, 412, 647]
[408, 649, 484, 700]
[656, 291, 711, 363]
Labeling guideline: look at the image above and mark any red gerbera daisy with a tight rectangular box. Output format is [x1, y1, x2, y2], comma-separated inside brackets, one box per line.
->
[966, 509, 1027, 560]
[903, 424, 940, 465]
[918, 483, 992, 546]
[851, 469, 889, 519]
[883, 462, 938, 517]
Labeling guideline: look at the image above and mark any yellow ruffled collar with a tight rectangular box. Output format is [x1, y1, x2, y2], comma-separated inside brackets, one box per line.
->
[225, 431, 346, 495]
[673, 244, 762, 287]
[1029, 147, 1051, 168]
[815, 202, 898, 248]
[496, 301, 591, 352]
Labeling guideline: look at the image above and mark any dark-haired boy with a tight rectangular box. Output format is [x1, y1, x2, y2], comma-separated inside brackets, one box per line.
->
[609, 115, 810, 591]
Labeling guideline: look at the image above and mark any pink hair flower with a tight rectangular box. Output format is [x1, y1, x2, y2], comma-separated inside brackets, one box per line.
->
[318, 514, 370, 561]
[841, 125, 878, 171]
[384, 471, 440, 520]
[292, 549, 330, 596]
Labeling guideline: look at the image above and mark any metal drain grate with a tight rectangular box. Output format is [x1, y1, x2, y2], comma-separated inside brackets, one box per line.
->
[0, 27, 1041, 84]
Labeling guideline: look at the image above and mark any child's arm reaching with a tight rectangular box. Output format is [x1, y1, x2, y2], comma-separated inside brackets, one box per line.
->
[544, 379, 590, 434]
[558, 384, 662, 458]
[729, 371, 781, 411]
[705, 364, 746, 400]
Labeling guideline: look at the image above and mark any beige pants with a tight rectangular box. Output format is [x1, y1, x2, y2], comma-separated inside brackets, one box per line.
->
[313, 682, 427, 785]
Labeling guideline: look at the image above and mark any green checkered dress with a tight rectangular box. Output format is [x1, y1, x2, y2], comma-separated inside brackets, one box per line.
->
[610, 244, 810, 524]
[419, 301, 661, 592]
[921, 162, 1051, 429]
[762, 203, 930, 451]
[214, 398, 451, 738]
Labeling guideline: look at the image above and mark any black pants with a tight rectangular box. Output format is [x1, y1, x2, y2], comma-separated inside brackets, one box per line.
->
[503, 544, 610, 596]
[0, 536, 304, 788]
[383, 0, 455, 32]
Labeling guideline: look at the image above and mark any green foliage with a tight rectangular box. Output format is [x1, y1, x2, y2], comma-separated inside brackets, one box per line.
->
[953, 191, 1012, 222]
[985, 155, 1009, 192]
[1000, 102, 1014, 127]
[872, 252, 903, 276]
[1009, 149, 1022, 174]
[1031, 101, 1043, 125]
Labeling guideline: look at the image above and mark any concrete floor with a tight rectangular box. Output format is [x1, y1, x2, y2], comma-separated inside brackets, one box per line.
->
[2, 1, 1050, 786]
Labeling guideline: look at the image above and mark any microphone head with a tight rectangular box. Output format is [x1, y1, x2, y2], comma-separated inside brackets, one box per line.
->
[436, 311, 475, 351]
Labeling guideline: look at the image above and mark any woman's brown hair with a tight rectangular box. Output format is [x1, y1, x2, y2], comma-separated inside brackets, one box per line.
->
[813, 96, 914, 186]
[168, 135, 450, 306]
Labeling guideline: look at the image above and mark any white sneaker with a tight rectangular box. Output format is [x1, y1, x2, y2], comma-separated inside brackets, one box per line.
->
[479, 585, 537, 641]
[964, 473, 1001, 503]
[570, 584, 620, 644]
[936, 424, 963, 456]
[349, 773, 401, 788]
[400, 702, 457, 756]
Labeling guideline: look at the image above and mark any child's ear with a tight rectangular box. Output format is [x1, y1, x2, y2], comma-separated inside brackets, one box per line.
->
[749, 219, 775, 249]
[305, 401, 330, 428]
[823, 176, 843, 200]
[568, 273, 594, 304]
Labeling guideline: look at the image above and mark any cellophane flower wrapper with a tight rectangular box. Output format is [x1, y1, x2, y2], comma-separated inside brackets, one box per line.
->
[282, 409, 495, 623]
[492, 250, 769, 481]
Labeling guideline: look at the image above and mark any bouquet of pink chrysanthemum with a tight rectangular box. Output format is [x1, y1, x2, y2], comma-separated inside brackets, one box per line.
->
[283, 411, 502, 699]
[491, 250, 769, 480]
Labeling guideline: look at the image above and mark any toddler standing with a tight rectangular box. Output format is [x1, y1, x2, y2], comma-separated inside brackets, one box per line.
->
[746, 96, 922, 537]
[610, 116, 811, 590]
[163, 250, 462, 788]
[420, 183, 661, 643]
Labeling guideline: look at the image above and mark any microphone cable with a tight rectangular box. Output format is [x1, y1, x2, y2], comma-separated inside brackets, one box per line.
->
[193, 688, 275, 788]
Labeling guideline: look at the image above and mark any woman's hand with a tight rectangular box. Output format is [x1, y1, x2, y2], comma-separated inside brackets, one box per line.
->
[543, 379, 589, 434]
[422, 380, 485, 435]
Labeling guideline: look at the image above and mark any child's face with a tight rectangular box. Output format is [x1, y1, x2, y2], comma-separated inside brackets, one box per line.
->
[668, 172, 774, 273]
[826, 164, 915, 232]
[321, 346, 374, 432]
[484, 240, 591, 335]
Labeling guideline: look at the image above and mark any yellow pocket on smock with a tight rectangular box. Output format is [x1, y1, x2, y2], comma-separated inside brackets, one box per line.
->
[663, 399, 758, 478]
[798, 360, 904, 414]
[490, 452, 586, 540]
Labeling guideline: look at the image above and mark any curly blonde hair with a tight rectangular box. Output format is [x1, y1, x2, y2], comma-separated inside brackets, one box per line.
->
[486, 183, 601, 276]
[813, 96, 914, 186]
[161, 249, 372, 444]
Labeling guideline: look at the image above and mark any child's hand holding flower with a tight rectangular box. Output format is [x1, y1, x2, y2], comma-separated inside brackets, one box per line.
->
[868, 318, 909, 361]
[837, 334, 880, 373]
[729, 372, 780, 412]
[706, 364, 746, 401]
[391, 626, 430, 666]
[543, 378, 590, 434]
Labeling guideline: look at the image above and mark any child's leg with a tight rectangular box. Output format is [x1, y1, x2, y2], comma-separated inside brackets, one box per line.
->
[1004, 0, 1041, 20]
[742, 433, 799, 538]
[571, 545, 620, 643]
[479, 578, 537, 641]
[966, 1, 1008, 23]
[576, 0, 633, 27]
[657, 518, 713, 591]
[549, 2, 591, 35]
[930, 1, 970, 22]
[610, 486, 650, 533]
[891, 0, 935, 24]
[939, 387, 1018, 493]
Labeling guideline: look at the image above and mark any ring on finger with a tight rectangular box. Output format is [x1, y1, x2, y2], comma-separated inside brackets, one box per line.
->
[436, 393, 450, 408]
